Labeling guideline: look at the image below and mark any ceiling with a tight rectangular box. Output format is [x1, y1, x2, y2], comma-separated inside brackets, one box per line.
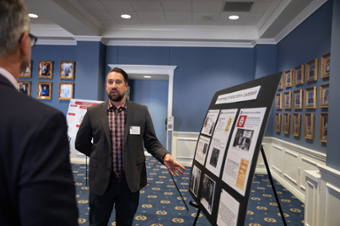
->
[24, 0, 327, 47]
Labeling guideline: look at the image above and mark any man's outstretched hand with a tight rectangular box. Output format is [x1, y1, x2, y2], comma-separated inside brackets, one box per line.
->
[163, 154, 186, 176]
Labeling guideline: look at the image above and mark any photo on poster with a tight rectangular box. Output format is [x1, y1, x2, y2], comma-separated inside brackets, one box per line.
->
[189, 165, 201, 197]
[194, 135, 211, 166]
[201, 109, 220, 136]
[222, 108, 267, 196]
[217, 189, 240, 226]
[200, 174, 216, 215]
[205, 109, 238, 177]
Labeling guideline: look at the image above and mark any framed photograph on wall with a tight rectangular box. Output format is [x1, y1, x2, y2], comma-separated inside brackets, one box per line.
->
[292, 113, 301, 137]
[306, 59, 318, 82]
[20, 61, 32, 78]
[305, 87, 316, 109]
[278, 75, 284, 90]
[59, 82, 74, 100]
[283, 113, 290, 134]
[320, 84, 329, 108]
[284, 69, 293, 88]
[283, 92, 291, 109]
[17, 81, 31, 96]
[60, 61, 75, 79]
[275, 113, 281, 132]
[37, 81, 52, 99]
[38, 61, 53, 79]
[321, 53, 330, 78]
[275, 93, 282, 109]
[304, 113, 314, 139]
[320, 113, 328, 143]
[294, 64, 304, 85]
[293, 89, 302, 109]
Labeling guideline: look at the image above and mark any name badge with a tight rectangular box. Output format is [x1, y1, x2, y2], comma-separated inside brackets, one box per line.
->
[130, 126, 140, 135]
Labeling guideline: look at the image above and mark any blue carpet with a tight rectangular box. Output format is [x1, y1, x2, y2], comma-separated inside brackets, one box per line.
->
[72, 156, 304, 225]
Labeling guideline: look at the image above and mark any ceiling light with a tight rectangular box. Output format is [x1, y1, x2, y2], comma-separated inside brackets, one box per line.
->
[121, 14, 131, 19]
[144, 76, 151, 79]
[229, 15, 239, 20]
[29, 13, 38, 18]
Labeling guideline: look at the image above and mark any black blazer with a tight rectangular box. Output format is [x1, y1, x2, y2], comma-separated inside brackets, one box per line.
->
[75, 99, 169, 195]
[0, 74, 78, 226]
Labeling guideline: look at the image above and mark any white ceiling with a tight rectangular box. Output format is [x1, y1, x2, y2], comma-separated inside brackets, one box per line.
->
[24, 0, 328, 47]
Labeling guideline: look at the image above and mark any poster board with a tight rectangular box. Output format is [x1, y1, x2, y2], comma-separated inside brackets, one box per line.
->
[189, 72, 283, 226]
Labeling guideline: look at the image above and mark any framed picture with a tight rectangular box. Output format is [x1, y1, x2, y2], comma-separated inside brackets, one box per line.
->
[283, 92, 291, 109]
[321, 53, 330, 78]
[294, 64, 304, 85]
[275, 113, 281, 132]
[293, 89, 302, 109]
[37, 81, 52, 99]
[292, 113, 301, 137]
[275, 93, 282, 109]
[20, 61, 32, 78]
[17, 81, 31, 96]
[320, 113, 328, 143]
[283, 113, 290, 134]
[306, 59, 318, 82]
[304, 113, 314, 139]
[59, 82, 74, 100]
[60, 61, 75, 79]
[38, 61, 53, 79]
[320, 84, 329, 108]
[284, 69, 293, 88]
[278, 75, 283, 90]
[305, 87, 316, 109]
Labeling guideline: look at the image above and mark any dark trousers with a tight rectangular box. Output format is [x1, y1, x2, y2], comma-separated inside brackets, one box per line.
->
[89, 176, 140, 226]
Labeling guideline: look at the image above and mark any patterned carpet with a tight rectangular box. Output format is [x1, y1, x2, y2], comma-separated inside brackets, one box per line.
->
[72, 156, 304, 226]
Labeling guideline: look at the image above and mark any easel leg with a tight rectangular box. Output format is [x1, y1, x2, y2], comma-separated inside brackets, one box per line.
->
[261, 145, 288, 226]
[189, 201, 200, 226]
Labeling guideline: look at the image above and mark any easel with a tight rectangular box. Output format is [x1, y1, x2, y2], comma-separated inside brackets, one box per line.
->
[190, 145, 288, 226]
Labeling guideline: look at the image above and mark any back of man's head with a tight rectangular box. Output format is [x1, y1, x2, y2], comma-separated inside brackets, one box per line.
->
[0, 0, 30, 58]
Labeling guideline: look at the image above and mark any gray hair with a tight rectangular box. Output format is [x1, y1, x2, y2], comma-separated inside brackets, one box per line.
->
[0, 0, 30, 57]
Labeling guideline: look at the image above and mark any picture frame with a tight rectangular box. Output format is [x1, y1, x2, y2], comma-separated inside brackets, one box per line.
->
[283, 113, 290, 134]
[275, 93, 282, 109]
[17, 81, 31, 96]
[306, 59, 318, 82]
[319, 84, 329, 108]
[305, 87, 316, 109]
[320, 113, 328, 143]
[293, 89, 302, 109]
[38, 61, 53, 79]
[284, 69, 293, 88]
[304, 113, 314, 139]
[20, 61, 32, 78]
[278, 75, 284, 90]
[275, 113, 281, 132]
[321, 53, 330, 78]
[59, 82, 74, 100]
[60, 61, 75, 79]
[37, 81, 52, 99]
[283, 92, 291, 109]
[292, 113, 301, 137]
[294, 64, 304, 85]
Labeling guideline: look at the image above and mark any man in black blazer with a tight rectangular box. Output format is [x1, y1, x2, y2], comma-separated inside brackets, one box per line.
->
[75, 67, 185, 226]
[0, 1, 78, 225]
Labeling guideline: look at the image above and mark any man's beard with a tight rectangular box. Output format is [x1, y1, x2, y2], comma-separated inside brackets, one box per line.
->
[107, 90, 125, 102]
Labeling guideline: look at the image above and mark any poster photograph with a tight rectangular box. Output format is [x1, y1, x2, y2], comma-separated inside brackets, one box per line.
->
[200, 174, 216, 215]
[306, 59, 318, 82]
[283, 113, 290, 134]
[283, 92, 291, 109]
[305, 87, 316, 109]
[294, 64, 304, 85]
[275, 113, 281, 132]
[37, 81, 52, 99]
[217, 189, 240, 226]
[205, 109, 238, 177]
[17, 81, 31, 96]
[293, 89, 302, 109]
[194, 135, 211, 166]
[60, 61, 75, 79]
[20, 61, 32, 78]
[304, 113, 314, 139]
[221, 107, 267, 196]
[284, 69, 292, 88]
[320, 113, 328, 143]
[189, 165, 201, 197]
[38, 60, 53, 79]
[320, 84, 329, 108]
[59, 82, 74, 100]
[293, 113, 301, 137]
[201, 109, 220, 136]
[321, 53, 330, 78]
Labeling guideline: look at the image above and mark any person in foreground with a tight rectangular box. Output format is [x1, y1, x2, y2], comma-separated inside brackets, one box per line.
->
[75, 67, 185, 226]
[0, 0, 78, 225]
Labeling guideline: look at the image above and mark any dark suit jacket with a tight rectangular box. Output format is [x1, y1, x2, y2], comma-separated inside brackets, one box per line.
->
[75, 99, 169, 195]
[0, 74, 78, 226]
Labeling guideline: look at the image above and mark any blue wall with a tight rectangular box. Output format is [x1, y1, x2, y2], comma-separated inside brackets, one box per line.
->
[274, 0, 333, 153]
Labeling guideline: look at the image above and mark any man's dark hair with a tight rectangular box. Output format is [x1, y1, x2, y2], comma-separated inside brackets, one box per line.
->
[109, 67, 129, 84]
